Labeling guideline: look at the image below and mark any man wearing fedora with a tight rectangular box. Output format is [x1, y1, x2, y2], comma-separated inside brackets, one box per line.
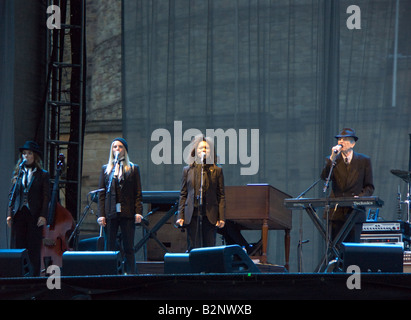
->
[321, 128, 374, 242]
[7, 141, 50, 276]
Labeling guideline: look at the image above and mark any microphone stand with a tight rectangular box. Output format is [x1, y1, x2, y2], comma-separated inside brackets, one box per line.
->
[297, 178, 321, 199]
[323, 157, 337, 193]
[322, 156, 338, 269]
[198, 156, 205, 248]
[68, 188, 104, 249]
[106, 158, 119, 194]
[8, 164, 25, 214]
[296, 179, 321, 272]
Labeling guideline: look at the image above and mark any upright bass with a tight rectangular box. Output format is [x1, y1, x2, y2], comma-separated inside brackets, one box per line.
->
[41, 154, 75, 273]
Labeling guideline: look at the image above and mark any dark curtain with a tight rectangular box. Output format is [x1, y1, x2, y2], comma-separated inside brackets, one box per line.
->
[0, 0, 47, 248]
[122, 0, 411, 271]
[0, 0, 16, 248]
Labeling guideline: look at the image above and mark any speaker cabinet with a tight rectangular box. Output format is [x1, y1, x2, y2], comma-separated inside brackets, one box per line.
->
[164, 253, 191, 274]
[0, 249, 33, 277]
[78, 236, 105, 251]
[341, 242, 403, 272]
[62, 251, 123, 276]
[190, 245, 260, 273]
[164, 245, 260, 274]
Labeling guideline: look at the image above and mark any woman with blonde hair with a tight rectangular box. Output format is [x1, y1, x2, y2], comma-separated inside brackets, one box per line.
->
[177, 135, 225, 251]
[97, 138, 143, 274]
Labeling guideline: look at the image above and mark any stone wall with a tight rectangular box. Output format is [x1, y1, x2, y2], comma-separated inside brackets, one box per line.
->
[80, 0, 123, 231]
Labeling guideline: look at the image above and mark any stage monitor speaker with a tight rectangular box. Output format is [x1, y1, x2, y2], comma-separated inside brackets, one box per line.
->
[341, 242, 403, 272]
[78, 236, 105, 251]
[0, 249, 33, 277]
[62, 251, 123, 276]
[164, 253, 191, 274]
[189, 245, 260, 274]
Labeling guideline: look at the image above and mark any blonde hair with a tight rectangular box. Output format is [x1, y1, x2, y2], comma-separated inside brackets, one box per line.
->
[105, 140, 133, 175]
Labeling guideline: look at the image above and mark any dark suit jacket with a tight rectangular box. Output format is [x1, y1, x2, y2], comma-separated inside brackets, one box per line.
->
[178, 164, 225, 225]
[98, 163, 143, 219]
[321, 151, 374, 220]
[8, 168, 50, 220]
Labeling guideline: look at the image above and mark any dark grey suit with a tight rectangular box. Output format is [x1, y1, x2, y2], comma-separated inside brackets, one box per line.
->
[178, 164, 225, 225]
[321, 151, 374, 241]
[178, 164, 225, 249]
[97, 163, 143, 273]
[8, 168, 50, 276]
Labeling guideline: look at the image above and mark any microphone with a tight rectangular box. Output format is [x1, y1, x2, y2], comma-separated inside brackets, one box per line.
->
[89, 188, 105, 194]
[201, 151, 206, 164]
[19, 159, 27, 168]
[333, 145, 343, 154]
[89, 188, 105, 203]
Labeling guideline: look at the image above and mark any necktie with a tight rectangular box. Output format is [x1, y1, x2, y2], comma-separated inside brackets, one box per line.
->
[23, 168, 29, 189]
[344, 157, 350, 174]
[114, 161, 123, 181]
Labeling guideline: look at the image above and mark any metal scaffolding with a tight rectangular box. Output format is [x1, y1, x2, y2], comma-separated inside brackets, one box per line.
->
[43, 0, 86, 221]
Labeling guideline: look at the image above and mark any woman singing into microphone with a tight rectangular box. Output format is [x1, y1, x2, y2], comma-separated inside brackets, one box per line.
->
[97, 138, 143, 274]
[176, 135, 225, 251]
[7, 141, 49, 276]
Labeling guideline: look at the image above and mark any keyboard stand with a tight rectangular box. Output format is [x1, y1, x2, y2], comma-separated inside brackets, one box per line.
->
[315, 206, 365, 272]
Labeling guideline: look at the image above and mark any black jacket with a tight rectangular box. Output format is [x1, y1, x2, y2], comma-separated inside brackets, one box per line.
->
[98, 163, 143, 219]
[8, 168, 50, 219]
[178, 164, 225, 225]
[321, 151, 374, 220]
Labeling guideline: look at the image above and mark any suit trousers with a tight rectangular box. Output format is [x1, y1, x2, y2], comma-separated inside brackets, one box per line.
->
[105, 216, 136, 274]
[329, 208, 366, 243]
[186, 208, 217, 251]
[10, 206, 43, 276]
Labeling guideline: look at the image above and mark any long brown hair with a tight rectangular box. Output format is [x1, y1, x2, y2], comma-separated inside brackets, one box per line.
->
[186, 134, 217, 166]
[11, 153, 43, 183]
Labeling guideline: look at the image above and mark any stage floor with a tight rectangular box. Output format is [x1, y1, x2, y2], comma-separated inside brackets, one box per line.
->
[1, 266, 411, 300]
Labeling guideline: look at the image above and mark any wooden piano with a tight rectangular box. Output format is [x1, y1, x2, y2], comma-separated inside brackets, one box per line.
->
[225, 184, 292, 269]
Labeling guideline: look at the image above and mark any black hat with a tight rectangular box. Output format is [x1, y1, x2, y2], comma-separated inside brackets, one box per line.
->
[19, 141, 42, 155]
[335, 128, 358, 141]
[113, 137, 128, 152]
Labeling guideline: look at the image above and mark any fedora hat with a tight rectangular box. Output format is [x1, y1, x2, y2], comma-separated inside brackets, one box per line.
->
[335, 128, 358, 141]
[19, 141, 42, 156]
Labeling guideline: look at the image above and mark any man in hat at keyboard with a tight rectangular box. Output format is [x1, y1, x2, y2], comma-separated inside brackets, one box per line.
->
[321, 128, 374, 242]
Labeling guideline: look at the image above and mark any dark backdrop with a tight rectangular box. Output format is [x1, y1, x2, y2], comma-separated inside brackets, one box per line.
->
[0, 0, 46, 248]
[122, 0, 411, 271]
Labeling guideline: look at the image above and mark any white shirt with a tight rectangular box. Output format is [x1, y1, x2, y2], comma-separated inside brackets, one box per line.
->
[22, 167, 36, 189]
[342, 151, 353, 164]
